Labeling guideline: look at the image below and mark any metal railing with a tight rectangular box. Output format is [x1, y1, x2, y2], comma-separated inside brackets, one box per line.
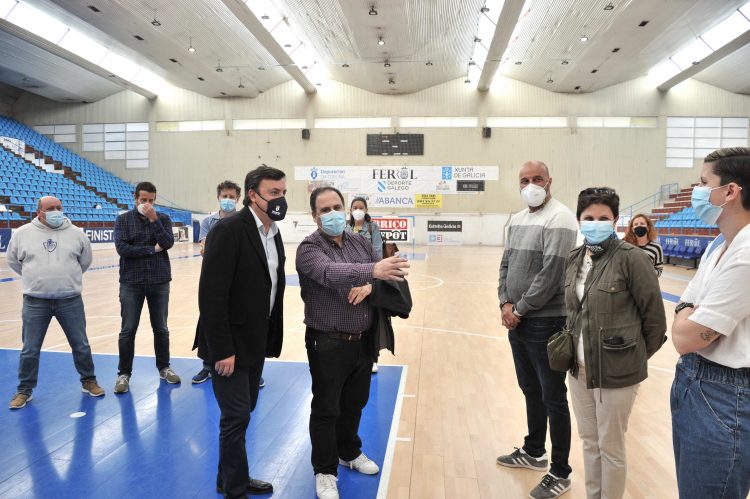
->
[616, 183, 680, 230]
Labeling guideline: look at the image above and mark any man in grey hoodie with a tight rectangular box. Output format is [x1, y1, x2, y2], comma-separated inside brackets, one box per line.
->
[6, 196, 104, 409]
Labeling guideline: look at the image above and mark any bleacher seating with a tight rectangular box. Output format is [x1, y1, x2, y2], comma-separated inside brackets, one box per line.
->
[0, 115, 191, 227]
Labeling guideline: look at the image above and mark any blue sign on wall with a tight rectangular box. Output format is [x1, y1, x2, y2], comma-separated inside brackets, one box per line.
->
[83, 228, 116, 243]
[0, 229, 10, 252]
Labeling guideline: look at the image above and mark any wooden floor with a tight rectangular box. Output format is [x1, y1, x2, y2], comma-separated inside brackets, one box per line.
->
[0, 243, 690, 499]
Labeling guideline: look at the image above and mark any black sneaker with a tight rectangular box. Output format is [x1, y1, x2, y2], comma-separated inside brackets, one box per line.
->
[192, 368, 211, 384]
[529, 473, 571, 499]
[259, 376, 265, 388]
[496, 447, 548, 471]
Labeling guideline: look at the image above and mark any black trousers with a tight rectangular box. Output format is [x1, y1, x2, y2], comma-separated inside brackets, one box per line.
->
[306, 328, 373, 476]
[508, 316, 572, 479]
[211, 361, 264, 498]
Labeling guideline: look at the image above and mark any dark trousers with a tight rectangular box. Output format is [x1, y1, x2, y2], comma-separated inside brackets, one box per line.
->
[117, 282, 171, 375]
[508, 316, 572, 479]
[306, 328, 373, 476]
[211, 362, 264, 498]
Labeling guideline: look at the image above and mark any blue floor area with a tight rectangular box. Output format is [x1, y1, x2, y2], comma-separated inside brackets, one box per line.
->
[0, 350, 403, 498]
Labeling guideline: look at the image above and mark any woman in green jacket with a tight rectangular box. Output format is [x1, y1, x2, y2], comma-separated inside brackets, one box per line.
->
[564, 187, 667, 499]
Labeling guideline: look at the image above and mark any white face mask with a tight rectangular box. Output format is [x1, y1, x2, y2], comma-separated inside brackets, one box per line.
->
[352, 209, 366, 221]
[521, 183, 548, 208]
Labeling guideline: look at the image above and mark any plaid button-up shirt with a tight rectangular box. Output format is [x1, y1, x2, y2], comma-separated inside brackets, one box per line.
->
[296, 229, 377, 333]
[114, 209, 174, 284]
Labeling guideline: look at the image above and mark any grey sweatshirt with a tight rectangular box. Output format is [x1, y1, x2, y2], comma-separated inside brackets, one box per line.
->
[7, 217, 93, 299]
[498, 198, 578, 317]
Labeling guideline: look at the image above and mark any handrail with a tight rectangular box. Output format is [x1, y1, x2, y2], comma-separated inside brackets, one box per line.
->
[617, 183, 680, 230]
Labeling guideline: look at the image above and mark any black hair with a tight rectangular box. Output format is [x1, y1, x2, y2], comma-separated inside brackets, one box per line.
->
[216, 180, 241, 198]
[576, 187, 619, 219]
[704, 147, 750, 210]
[309, 186, 345, 214]
[134, 181, 156, 198]
[243, 164, 286, 207]
[348, 196, 371, 226]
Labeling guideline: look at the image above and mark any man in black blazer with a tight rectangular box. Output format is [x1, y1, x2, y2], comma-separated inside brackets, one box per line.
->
[195, 165, 287, 498]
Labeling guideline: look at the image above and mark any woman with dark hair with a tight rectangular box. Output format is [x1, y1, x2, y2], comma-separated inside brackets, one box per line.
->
[623, 213, 663, 276]
[346, 196, 383, 373]
[563, 187, 666, 499]
[346, 197, 383, 260]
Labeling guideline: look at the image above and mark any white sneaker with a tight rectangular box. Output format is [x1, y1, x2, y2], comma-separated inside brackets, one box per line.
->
[339, 453, 380, 475]
[315, 473, 339, 499]
[372, 363, 378, 373]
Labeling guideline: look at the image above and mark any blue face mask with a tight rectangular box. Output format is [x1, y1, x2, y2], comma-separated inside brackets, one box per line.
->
[691, 185, 727, 226]
[44, 210, 65, 228]
[320, 210, 346, 236]
[580, 220, 615, 245]
[219, 198, 236, 212]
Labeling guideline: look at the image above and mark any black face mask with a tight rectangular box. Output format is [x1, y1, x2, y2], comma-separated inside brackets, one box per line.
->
[633, 226, 648, 237]
[257, 193, 287, 221]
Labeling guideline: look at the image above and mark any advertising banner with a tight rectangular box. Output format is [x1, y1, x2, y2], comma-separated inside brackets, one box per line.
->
[372, 216, 412, 242]
[415, 194, 443, 208]
[0, 228, 11, 252]
[427, 219, 463, 245]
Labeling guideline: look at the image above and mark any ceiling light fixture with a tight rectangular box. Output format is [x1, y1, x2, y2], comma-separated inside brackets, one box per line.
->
[150, 9, 161, 27]
[464, 77, 471, 83]
[604, 2, 614, 10]
[388, 78, 395, 85]
[384, 60, 391, 67]
[580, 35, 589, 42]
[342, 63, 350, 68]
[369, 6, 377, 16]
[426, 61, 433, 66]
[474, 36, 481, 43]
[514, 61, 522, 65]
[561, 60, 569, 65]
[547, 78, 554, 84]
[215, 60, 223, 72]
[378, 36, 385, 46]
[188, 37, 196, 53]
[238, 78, 245, 89]
[480, 6, 489, 13]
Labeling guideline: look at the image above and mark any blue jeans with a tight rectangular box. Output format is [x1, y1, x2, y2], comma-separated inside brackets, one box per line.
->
[17, 294, 96, 395]
[671, 353, 750, 499]
[508, 316, 572, 479]
[118, 282, 171, 375]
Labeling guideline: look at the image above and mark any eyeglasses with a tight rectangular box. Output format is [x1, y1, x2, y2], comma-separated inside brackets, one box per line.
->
[580, 187, 616, 196]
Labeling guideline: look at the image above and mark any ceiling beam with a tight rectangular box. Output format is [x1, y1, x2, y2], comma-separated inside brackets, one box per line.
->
[477, 0, 527, 92]
[658, 30, 750, 91]
[220, 0, 316, 95]
[0, 20, 156, 99]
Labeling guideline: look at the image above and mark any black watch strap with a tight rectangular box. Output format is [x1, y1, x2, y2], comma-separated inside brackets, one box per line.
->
[675, 302, 694, 314]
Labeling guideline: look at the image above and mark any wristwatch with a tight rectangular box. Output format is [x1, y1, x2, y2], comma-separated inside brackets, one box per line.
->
[674, 302, 694, 314]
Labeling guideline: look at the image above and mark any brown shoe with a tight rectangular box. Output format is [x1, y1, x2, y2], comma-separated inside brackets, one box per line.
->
[82, 380, 105, 397]
[9, 393, 32, 409]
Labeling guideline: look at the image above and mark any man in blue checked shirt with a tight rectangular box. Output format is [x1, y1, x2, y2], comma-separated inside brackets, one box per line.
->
[113, 181, 179, 394]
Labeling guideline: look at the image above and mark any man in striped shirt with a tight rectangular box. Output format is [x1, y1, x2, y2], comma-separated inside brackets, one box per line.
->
[296, 186, 409, 499]
[497, 161, 578, 499]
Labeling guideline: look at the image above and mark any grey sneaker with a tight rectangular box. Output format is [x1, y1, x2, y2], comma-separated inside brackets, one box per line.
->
[114, 374, 130, 394]
[529, 473, 571, 499]
[159, 367, 181, 384]
[496, 447, 548, 471]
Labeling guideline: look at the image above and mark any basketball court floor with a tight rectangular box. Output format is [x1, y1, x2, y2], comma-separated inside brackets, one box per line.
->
[0, 242, 688, 498]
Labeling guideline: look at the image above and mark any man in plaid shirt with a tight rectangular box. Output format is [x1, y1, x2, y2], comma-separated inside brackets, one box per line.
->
[296, 186, 410, 499]
[113, 181, 178, 394]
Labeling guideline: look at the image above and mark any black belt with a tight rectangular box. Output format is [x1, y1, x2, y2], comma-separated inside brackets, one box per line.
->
[309, 328, 364, 342]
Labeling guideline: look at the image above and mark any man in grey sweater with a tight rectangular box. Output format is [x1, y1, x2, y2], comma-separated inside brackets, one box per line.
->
[497, 161, 578, 499]
[6, 196, 104, 409]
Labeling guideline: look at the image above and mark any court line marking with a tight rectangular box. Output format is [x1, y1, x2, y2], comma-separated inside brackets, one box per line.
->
[377, 364, 408, 499]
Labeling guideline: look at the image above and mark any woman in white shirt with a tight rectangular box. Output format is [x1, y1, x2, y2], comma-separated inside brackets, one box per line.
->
[671, 147, 750, 499]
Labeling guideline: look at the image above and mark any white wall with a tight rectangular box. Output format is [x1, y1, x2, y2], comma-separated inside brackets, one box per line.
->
[9, 75, 750, 219]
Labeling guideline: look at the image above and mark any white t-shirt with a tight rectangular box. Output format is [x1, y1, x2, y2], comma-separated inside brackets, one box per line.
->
[575, 253, 593, 364]
[680, 224, 750, 368]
